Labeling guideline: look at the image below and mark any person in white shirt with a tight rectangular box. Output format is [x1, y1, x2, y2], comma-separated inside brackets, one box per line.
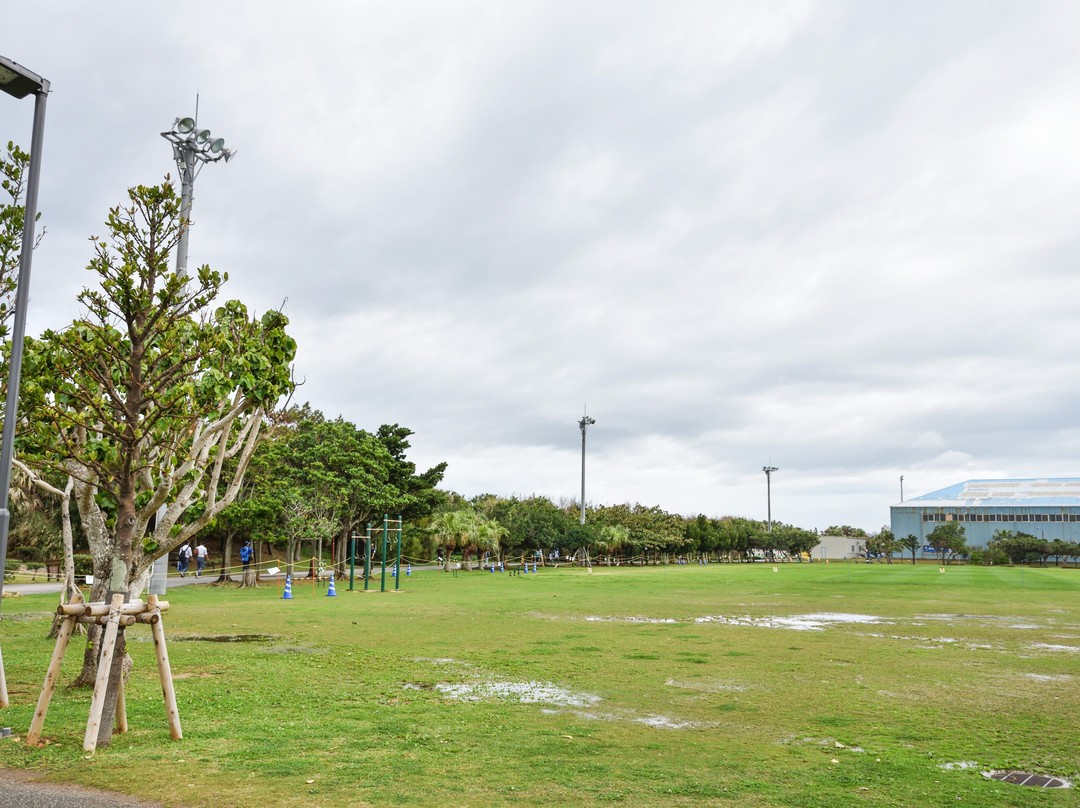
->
[195, 542, 209, 577]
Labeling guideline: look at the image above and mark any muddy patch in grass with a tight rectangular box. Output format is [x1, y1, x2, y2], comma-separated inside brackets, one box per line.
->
[173, 633, 279, 643]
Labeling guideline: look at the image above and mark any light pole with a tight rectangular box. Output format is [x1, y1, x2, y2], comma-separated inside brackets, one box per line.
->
[578, 412, 596, 524]
[0, 54, 50, 708]
[151, 114, 234, 595]
[160, 113, 235, 276]
[762, 465, 779, 532]
[900, 475, 904, 502]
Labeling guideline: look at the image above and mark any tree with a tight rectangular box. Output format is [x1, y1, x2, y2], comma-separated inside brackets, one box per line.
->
[17, 181, 295, 744]
[898, 534, 921, 565]
[824, 525, 868, 538]
[0, 141, 42, 343]
[866, 527, 898, 563]
[988, 530, 1045, 565]
[776, 524, 820, 561]
[926, 521, 966, 564]
[428, 509, 477, 571]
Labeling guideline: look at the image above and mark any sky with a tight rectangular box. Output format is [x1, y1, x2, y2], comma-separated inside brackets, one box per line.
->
[4, 1, 1080, 533]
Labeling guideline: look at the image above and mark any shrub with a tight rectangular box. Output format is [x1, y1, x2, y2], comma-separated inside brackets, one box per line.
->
[73, 554, 94, 578]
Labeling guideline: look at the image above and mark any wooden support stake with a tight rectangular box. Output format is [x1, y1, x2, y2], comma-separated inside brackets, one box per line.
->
[26, 615, 76, 745]
[147, 594, 182, 740]
[83, 594, 123, 753]
[0, 642, 8, 709]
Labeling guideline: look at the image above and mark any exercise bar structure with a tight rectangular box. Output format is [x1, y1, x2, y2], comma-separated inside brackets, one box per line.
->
[27, 592, 181, 752]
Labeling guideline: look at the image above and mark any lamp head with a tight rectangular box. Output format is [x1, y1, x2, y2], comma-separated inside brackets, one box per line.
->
[0, 55, 47, 99]
[195, 129, 211, 145]
[209, 137, 225, 154]
[175, 116, 195, 134]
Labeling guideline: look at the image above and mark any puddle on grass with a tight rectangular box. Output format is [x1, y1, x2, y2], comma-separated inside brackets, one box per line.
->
[583, 615, 678, 624]
[1030, 643, 1080, 653]
[694, 613, 888, 631]
[435, 680, 601, 707]
[423, 664, 711, 730]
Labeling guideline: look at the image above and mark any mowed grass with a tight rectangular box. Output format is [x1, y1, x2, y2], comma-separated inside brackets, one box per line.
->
[0, 562, 1077, 807]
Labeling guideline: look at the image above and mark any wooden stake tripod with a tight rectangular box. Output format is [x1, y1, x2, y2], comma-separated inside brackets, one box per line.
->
[28, 592, 182, 752]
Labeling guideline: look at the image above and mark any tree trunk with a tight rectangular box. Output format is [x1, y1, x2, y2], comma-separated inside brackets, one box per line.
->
[215, 530, 236, 583]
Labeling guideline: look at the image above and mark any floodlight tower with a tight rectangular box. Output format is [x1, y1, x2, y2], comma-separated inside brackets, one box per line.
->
[763, 465, 779, 532]
[579, 412, 596, 524]
[160, 112, 236, 276]
[153, 112, 234, 595]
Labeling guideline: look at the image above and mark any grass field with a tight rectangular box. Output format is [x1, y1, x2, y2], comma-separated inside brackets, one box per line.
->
[0, 562, 1077, 807]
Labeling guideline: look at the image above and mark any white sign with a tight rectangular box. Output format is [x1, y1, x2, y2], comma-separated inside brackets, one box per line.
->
[265, 567, 280, 576]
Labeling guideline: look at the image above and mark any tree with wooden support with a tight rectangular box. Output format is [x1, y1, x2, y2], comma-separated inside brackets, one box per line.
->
[28, 593, 180, 752]
[13, 181, 295, 741]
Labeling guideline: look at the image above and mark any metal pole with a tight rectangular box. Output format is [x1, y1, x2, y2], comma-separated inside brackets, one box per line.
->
[900, 475, 904, 502]
[380, 515, 388, 593]
[0, 81, 49, 611]
[578, 414, 595, 525]
[363, 524, 371, 591]
[174, 151, 195, 277]
[580, 426, 586, 525]
[349, 532, 356, 591]
[394, 516, 402, 591]
[763, 466, 778, 533]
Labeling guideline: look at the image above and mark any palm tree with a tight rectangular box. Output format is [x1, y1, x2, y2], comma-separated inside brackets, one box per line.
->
[429, 510, 476, 571]
[474, 518, 508, 569]
[592, 524, 629, 565]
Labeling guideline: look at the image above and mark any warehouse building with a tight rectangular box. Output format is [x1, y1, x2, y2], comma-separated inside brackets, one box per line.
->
[890, 478, 1080, 557]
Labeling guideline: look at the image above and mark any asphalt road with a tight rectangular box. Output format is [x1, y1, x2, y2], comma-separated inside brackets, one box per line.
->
[0, 768, 165, 808]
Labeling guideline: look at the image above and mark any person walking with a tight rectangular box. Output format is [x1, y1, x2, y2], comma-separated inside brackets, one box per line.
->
[240, 540, 254, 572]
[177, 543, 192, 577]
[195, 542, 209, 577]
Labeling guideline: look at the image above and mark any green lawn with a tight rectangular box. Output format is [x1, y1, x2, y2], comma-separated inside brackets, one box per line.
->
[0, 562, 1077, 807]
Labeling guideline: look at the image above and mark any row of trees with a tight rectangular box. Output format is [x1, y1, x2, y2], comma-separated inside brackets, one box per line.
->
[420, 495, 822, 566]
[201, 406, 446, 579]
[983, 530, 1080, 566]
[868, 522, 1080, 567]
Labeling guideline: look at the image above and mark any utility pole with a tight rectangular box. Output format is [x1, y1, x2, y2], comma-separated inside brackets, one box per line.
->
[763, 466, 779, 532]
[579, 412, 596, 524]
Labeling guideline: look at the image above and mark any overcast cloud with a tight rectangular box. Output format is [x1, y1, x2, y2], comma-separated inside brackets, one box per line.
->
[4, 1, 1080, 532]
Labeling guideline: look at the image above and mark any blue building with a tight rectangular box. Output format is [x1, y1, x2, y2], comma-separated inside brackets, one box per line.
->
[890, 478, 1080, 557]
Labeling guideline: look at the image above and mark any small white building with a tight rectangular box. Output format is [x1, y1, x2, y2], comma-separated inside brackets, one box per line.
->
[811, 534, 866, 561]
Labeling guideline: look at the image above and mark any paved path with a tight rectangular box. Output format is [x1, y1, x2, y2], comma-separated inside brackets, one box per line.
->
[0, 769, 165, 808]
[3, 575, 213, 597]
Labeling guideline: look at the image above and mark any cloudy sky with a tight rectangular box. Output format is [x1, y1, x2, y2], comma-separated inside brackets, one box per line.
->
[4, 2, 1080, 532]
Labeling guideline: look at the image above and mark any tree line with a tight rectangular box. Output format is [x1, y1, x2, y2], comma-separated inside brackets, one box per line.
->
[419, 495, 822, 567]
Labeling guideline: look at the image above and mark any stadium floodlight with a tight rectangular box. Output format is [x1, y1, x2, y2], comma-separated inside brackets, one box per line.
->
[0, 54, 50, 707]
[763, 466, 779, 533]
[160, 111, 236, 277]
